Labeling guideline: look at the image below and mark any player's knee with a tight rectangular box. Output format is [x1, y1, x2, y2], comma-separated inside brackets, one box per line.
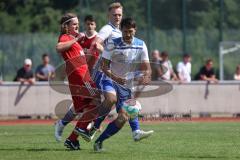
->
[105, 93, 117, 106]
[115, 112, 128, 128]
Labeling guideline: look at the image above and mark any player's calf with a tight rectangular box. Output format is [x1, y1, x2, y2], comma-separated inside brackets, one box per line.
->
[115, 111, 128, 128]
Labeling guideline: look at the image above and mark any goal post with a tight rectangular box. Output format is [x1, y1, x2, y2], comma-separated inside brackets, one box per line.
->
[219, 41, 240, 80]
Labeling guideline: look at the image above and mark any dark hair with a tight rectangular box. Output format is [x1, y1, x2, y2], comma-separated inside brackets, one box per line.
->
[84, 15, 95, 22]
[60, 13, 77, 34]
[206, 58, 213, 64]
[183, 53, 190, 58]
[120, 17, 136, 29]
[161, 51, 169, 57]
[42, 53, 49, 59]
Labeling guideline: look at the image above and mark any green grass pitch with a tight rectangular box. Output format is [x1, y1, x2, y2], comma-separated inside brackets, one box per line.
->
[0, 122, 240, 160]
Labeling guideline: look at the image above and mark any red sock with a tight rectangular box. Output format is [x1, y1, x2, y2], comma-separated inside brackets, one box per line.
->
[68, 131, 78, 141]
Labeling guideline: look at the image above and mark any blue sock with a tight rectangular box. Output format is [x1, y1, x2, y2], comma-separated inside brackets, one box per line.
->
[128, 117, 140, 132]
[61, 109, 76, 126]
[93, 115, 106, 129]
[95, 121, 120, 143]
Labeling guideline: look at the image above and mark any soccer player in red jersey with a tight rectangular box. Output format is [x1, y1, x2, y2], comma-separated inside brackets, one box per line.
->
[55, 13, 100, 150]
[79, 15, 99, 73]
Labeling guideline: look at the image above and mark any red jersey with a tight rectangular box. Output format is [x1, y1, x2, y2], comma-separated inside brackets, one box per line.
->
[58, 34, 85, 61]
[58, 34, 90, 83]
[78, 32, 99, 72]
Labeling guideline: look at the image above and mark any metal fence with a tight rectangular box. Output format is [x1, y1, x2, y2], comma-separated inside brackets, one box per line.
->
[1, 0, 240, 80]
[1, 29, 240, 80]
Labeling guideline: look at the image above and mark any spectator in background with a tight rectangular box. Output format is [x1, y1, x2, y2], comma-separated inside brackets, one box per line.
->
[233, 65, 240, 80]
[35, 54, 55, 81]
[159, 51, 178, 81]
[14, 58, 35, 84]
[176, 54, 191, 83]
[195, 58, 218, 83]
[150, 49, 162, 80]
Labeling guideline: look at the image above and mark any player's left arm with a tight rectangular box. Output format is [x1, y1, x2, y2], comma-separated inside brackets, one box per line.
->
[138, 42, 151, 84]
[56, 34, 85, 53]
[139, 61, 151, 84]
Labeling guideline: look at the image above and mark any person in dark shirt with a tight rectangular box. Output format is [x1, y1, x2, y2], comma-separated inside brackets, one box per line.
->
[196, 59, 218, 83]
[14, 58, 35, 84]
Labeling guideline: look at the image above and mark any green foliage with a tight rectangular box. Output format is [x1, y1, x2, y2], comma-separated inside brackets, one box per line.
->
[0, 0, 240, 80]
[1, 28, 239, 80]
[188, 0, 219, 29]
[224, 0, 240, 29]
[1, 0, 240, 33]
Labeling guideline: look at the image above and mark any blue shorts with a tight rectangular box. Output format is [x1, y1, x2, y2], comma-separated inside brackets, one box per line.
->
[94, 71, 131, 112]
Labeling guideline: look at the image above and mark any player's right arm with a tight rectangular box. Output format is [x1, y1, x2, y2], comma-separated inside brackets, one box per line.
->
[56, 34, 84, 53]
[96, 25, 112, 44]
[90, 25, 112, 51]
[101, 45, 126, 85]
[101, 58, 126, 85]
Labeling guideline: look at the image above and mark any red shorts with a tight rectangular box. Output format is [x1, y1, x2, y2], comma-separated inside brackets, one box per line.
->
[67, 66, 99, 114]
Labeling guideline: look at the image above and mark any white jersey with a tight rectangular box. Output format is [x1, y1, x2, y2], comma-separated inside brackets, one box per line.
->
[176, 61, 191, 82]
[102, 37, 149, 80]
[97, 22, 122, 47]
[92, 22, 122, 78]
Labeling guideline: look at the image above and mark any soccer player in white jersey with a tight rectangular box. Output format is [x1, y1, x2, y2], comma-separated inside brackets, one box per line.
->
[75, 2, 153, 144]
[92, 17, 153, 152]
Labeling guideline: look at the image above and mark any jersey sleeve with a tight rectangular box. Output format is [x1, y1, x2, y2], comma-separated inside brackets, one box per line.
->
[102, 49, 112, 60]
[58, 34, 70, 42]
[102, 38, 115, 60]
[141, 42, 149, 61]
[97, 25, 112, 41]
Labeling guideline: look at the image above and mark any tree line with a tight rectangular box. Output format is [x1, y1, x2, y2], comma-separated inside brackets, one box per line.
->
[1, 0, 240, 33]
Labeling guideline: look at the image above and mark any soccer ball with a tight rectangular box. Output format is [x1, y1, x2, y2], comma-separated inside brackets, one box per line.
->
[122, 99, 141, 119]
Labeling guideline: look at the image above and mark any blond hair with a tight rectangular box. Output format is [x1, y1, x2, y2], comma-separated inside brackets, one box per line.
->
[60, 13, 77, 34]
[108, 2, 123, 12]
